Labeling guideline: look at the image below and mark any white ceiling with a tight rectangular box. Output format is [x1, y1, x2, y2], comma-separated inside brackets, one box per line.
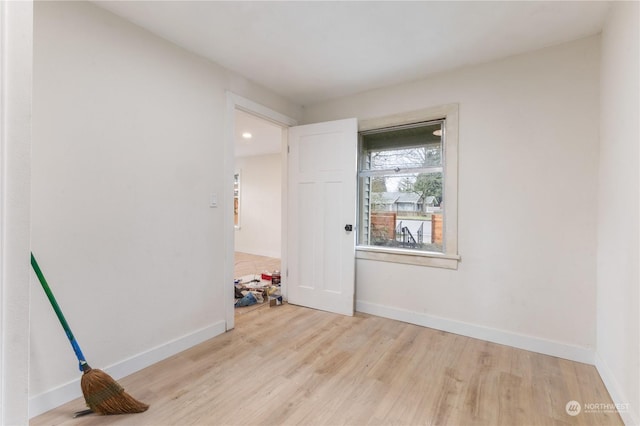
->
[234, 109, 283, 157]
[93, 1, 610, 107]
[92, 1, 611, 158]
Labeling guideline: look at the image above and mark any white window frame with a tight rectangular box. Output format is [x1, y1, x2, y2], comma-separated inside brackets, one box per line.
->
[356, 104, 460, 270]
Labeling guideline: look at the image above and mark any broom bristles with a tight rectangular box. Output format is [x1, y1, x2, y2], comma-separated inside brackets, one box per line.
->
[80, 365, 149, 415]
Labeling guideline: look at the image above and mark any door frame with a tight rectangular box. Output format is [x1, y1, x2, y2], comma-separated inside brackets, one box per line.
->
[0, 0, 33, 423]
[224, 92, 297, 330]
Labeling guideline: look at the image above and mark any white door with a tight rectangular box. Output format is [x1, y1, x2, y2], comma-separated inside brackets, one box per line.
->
[287, 118, 357, 316]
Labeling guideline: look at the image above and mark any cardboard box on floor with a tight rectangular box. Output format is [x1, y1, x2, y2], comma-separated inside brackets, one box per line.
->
[269, 295, 283, 307]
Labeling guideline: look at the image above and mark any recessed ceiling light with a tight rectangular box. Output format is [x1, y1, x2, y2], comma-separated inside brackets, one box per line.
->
[432, 129, 442, 137]
[242, 132, 252, 139]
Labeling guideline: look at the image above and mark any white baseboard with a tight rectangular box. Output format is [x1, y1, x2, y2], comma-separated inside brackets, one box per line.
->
[29, 378, 83, 420]
[29, 320, 226, 418]
[356, 300, 595, 364]
[595, 353, 639, 426]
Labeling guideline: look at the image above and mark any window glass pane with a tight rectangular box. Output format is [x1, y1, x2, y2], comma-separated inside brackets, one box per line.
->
[365, 145, 441, 170]
[362, 123, 442, 171]
[360, 171, 444, 253]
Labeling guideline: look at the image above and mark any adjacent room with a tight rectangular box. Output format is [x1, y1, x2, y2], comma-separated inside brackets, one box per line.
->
[0, 1, 637, 425]
[233, 109, 284, 311]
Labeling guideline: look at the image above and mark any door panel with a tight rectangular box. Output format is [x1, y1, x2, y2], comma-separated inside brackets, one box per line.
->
[287, 118, 357, 316]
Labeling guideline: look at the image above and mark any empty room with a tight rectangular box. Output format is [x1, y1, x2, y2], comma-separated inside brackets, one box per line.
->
[0, 1, 638, 425]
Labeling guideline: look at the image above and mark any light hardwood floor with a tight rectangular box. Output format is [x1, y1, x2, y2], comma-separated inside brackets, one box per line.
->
[234, 252, 281, 278]
[32, 303, 621, 426]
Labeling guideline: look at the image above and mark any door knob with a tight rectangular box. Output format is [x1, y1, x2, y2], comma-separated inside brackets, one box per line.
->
[344, 224, 353, 232]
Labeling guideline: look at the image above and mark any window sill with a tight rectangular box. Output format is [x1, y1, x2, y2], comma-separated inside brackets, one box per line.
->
[356, 246, 460, 270]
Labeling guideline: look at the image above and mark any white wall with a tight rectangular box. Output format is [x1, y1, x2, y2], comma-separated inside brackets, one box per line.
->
[234, 153, 282, 259]
[30, 1, 300, 416]
[597, 2, 640, 424]
[0, 1, 33, 424]
[304, 36, 601, 362]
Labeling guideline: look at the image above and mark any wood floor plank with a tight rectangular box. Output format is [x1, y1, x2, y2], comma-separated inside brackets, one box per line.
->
[234, 252, 281, 278]
[31, 304, 623, 426]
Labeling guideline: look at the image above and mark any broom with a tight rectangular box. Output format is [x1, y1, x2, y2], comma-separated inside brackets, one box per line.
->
[30, 252, 149, 416]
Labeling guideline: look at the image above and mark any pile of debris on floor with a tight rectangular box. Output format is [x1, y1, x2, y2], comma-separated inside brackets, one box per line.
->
[234, 270, 283, 308]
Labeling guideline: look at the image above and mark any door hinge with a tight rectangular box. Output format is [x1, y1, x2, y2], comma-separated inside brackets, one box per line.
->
[287, 145, 290, 154]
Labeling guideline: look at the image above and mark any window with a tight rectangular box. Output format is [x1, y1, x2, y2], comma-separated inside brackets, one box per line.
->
[356, 105, 459, 269]
[234, 171, 241, 228]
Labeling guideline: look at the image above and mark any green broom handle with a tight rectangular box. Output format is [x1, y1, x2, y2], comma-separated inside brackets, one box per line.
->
[30, 252, 88, 371]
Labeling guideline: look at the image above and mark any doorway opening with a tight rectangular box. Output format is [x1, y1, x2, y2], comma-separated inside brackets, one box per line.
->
[224, 92, 297, 330]
[233, 108, 285, 316]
